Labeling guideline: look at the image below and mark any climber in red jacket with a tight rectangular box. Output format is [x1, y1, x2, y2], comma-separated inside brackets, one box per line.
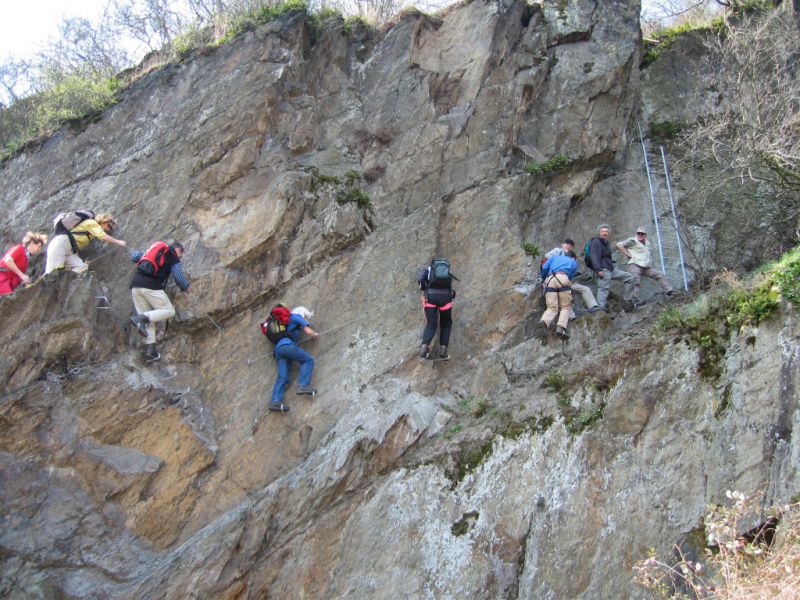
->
[0, 232, 48, 295]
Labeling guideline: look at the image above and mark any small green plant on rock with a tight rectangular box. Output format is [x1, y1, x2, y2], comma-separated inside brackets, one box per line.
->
[501, 414, 554, 439]
[522, 241, 541, 257]
[305, 166, 340, 184]
[344, 169, 363, 185]
[307, 7, 342, 42]
[769, 245, 800, 306]
[543, 369, 566, 393]
[445, 438, 495, 487]
[525, 154, 570, 177]
[648, 121, 684, 141]
[336, 188, 371, 207]
[445, 423, 463, 438]
[566, 402, 605, 435]
[216, 0, 307, 45]
[642, 21, 705, 66]
[726, 282, 780, 329]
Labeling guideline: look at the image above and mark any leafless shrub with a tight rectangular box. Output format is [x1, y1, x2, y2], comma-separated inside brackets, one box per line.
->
[671, 7, 800, 270]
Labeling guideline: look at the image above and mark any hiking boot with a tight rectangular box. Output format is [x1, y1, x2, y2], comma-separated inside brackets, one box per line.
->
[130, 314, 150, 338]
[555, 326, 570, 340]
[419, 343, 430, 359]
[296, 385, 317, 396]
[269, 403, 290, 413]
[438, 345, 449, 361]
[142, 343, 160, 362]
[534, 320, 548, 338]
[587, 306, 600, 313]
[633, 300, 647, 309]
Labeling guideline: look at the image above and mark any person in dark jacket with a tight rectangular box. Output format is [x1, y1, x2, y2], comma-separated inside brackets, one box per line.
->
[536, 250, 578, 339]
[128, 242, 189, 362]
[589, 224, 634, 311]
[417, 259, 456, 360]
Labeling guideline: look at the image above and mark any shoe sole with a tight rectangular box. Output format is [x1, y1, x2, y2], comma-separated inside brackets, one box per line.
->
[296, 390, 317, 396]
[269, 404, 290, 412]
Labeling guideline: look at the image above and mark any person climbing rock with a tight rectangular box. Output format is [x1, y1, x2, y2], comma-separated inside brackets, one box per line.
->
[269, 306, 319, 413]
[544, 238, 600, 318]
[536, 249, 578, 340]
[588, 224, 634, 311]
[0, 232, 48, 295]
[128, 241, 189, 362]
[45, 212, 126, 274]
[417, 258, 457, 360]
[616, 226, 674, 307]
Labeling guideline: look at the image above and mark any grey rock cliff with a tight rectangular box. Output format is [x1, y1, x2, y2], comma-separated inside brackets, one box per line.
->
[1, 1, 798, 598]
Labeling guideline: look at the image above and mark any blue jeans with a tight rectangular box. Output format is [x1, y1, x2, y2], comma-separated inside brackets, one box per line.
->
[271, 342, 315, 404]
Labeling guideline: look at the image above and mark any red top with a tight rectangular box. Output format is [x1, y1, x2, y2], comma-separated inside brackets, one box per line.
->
[0, 244, 28, 288]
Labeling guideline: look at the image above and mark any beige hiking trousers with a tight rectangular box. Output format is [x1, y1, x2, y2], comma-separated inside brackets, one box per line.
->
[45, 234, 88, 274]
[542, 274, 573, 329]
[131, 287, 175, 344]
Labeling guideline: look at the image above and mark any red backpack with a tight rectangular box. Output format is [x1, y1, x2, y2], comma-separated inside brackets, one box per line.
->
[137, 241, 172, 276]
[260, 305, 292, 344]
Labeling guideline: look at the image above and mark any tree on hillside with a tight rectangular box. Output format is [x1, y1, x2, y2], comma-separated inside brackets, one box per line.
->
[108, 0, 190, 52]
[674, 7, 800, 267]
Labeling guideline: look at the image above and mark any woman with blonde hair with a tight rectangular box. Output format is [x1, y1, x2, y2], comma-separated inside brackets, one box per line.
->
[45, 212, 126, 274]
[0, 231, 48, 295]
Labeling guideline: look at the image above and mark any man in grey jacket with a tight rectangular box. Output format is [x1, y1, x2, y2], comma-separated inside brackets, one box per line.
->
[589, 224, 634, 311]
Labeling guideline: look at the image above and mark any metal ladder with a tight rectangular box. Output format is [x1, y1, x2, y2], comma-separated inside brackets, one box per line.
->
[638, 124, 690, 292]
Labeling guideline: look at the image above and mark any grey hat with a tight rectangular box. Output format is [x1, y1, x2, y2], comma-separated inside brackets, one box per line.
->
[636, 226, 647, 234]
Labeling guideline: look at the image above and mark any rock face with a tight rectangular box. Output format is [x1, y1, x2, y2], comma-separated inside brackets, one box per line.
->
[1, 1, 798, 598]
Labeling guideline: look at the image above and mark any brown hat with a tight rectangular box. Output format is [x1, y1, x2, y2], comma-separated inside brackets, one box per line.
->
[636, 226, 647, 234]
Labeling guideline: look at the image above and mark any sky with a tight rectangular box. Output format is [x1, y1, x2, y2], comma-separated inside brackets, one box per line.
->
[0, 0, 108, 62]
[1, 0, 667, 64]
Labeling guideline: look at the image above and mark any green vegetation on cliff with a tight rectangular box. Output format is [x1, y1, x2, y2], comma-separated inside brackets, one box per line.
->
[656, 244, 800, 380]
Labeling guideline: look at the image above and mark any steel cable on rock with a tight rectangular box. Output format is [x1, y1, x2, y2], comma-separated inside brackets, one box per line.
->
[176, 261, 544, 401]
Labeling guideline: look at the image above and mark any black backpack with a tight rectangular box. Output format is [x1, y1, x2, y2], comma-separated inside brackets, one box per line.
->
[428, 259, 454, 289]
[260, 305, 292, 344]
[53, 210, 96, 253]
